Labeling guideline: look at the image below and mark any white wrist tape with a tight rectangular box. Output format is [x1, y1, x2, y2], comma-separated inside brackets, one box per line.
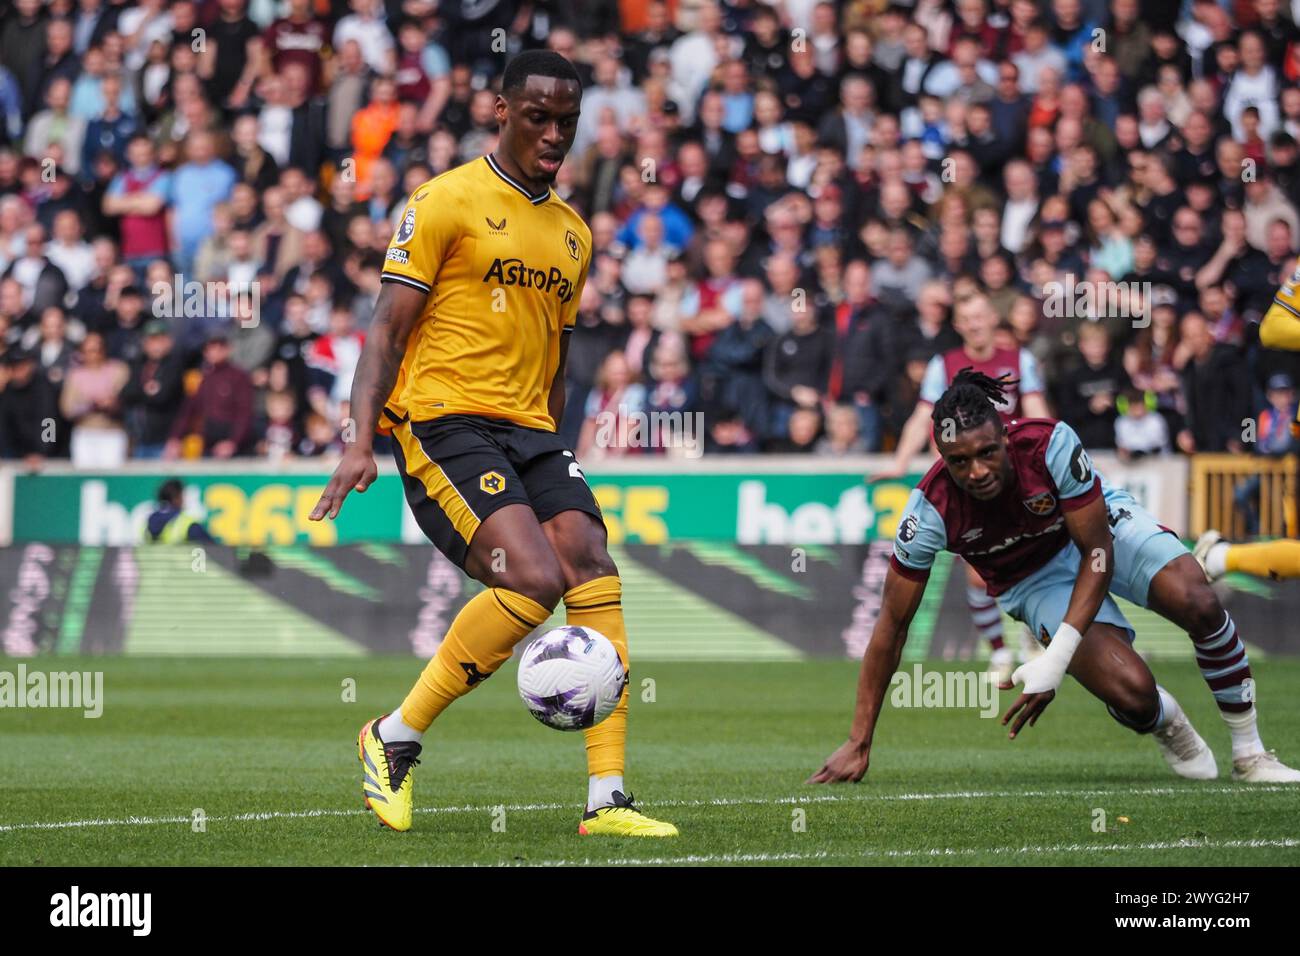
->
[1014, 623, 1083, 693]
[1046, 622, 1083, 663]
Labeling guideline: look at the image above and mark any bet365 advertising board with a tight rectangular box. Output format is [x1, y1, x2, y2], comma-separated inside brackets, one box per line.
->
[1, 455, 1186, 546]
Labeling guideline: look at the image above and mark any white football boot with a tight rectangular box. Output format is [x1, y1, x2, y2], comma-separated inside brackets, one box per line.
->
[1152, 712, 1219, 780]
[1192, 530, 1225, 582]
[1231, 751, 1300, 782]
[987, 646, 1015, 686]
[1018, 625, 1042, 663]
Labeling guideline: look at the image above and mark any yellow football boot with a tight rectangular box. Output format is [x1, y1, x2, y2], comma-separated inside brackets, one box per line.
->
[578, 791, 679, 837]
[358, 715, 421, 832]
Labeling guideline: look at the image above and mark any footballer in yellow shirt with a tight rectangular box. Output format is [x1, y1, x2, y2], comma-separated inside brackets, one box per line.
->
[310, 51, 677, 838]
[1183, 256, 1300, 592]
[1262, 253, 1300, 437]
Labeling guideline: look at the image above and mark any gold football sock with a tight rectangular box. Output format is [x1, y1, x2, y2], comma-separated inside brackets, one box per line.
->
[566, 576, 629, 778]
[1225, 540, 1300, 580]
[399, 587, 551, 732]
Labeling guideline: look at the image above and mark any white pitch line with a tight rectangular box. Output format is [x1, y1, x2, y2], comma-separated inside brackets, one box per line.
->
[505, 838, 1300, 867]
[2, 784, 1296, 835]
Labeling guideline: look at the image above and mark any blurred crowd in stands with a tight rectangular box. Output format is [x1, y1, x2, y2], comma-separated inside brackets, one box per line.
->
[1, 0, 1299, 467]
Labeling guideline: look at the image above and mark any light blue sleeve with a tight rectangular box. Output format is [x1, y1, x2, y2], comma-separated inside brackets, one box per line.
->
[421, 43, 450, 79]
[721, 281, 744, 317]
[678, 284, 701, 319]
[1045, 420, 1096, 501]
[151, 171, 173, 200]
[220, 163, 237, 197]
[919, 354, 946, 405]
[1018, 347, 1044, 396]
[892, 488, 947, 573]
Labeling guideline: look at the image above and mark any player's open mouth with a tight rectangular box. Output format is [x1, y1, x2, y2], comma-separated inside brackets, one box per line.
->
[537, 154, 562, 172]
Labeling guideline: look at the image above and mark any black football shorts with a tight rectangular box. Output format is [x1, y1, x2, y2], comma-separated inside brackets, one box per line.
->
[390, 413, 603, 569]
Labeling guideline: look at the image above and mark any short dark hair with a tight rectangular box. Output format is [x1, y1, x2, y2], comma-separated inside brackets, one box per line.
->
[501, 50, 582, 98]
[158, 479, 184, 505]
[931, 367, 1013, 437]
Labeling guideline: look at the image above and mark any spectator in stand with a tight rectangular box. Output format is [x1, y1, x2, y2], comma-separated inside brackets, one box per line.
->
[1052, 321, 1130, 450]
[814, 404, 868, 456]
[1244, 167, 1300, 252]
[308, 304, 366, 411]
[264, 0, 328, 96]
[622, 212, 676, 295]
[46, 210, 96, 293]
[258, 387, 299, 461]
[80, 72, 137, 174]
[296, 410, 342, 457]
[619, 291, 661, 383]
[701, 278, 773, 440]
[1176, 312, 1252, 454]
[644, 333, 698, 439]
[762, 298, 833, 444]
[169, 131, 235, 276]
[165, 330, 253, 459]
[1115, 387, 1171, 462]
[229, 112, 279, 192]
[25, 77, 87, 177]
[871, 228, 933, 312]
[0, 346, 58, 465]
[1234, 373, 1299, 533]
[351, 75, 401, 201]
[122, 318, 184, 459]
[103, 283, 148, 363]
[59, 330, 129, 467]
[578, 351, 646, 461]
[6, 222, 70, 321]
[334, 0, 395, 76]
[25, 305, 77, 390]
[770, 405, 823, 454]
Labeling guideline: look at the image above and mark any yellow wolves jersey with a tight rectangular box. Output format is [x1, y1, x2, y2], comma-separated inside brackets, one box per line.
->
[380, 154, 592, 433]
[1262, 253, 1300, 350]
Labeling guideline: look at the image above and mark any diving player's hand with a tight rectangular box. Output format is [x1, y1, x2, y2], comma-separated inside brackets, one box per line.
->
[1000, 689, 1056, 739]
[309, 446, 377, 521]
[807, 738, 871, 784]
[1009, 649, 1069, 695]
[1002, 651, 1061, 738]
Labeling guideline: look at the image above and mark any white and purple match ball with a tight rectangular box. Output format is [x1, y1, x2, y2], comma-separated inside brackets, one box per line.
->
[516, 625, 627, 731]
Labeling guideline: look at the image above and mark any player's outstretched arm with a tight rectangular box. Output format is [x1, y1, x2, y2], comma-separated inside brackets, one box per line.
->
[875, 402, 933, 480]
[808, 566, 927, 784]
[1002, 493, 1114, 736]
[309, 282, 428, 521]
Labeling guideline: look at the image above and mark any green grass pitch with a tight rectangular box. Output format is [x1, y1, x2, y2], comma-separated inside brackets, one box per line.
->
[2, 657, 1298, 866]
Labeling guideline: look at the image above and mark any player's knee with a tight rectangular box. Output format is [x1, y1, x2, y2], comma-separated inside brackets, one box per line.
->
[1109, 681, 1160, 733]
[568, 546, 618, 583]
[500, 562, 567, 611]
[1104, 659, 1159, 732]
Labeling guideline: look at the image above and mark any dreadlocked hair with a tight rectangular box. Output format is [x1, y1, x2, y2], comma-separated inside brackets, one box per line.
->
[931, 367, 1016, 435]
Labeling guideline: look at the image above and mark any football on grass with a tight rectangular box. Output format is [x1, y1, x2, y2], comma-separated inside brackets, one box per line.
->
[517, 626, 626, 731]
